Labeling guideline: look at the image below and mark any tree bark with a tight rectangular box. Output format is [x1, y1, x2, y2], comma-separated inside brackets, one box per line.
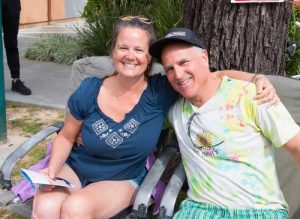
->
[183, 0, 293, 75]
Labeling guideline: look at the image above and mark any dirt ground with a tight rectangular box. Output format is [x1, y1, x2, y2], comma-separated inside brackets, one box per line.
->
[0, 104, 64, 219]
[6, 104, 64, 136]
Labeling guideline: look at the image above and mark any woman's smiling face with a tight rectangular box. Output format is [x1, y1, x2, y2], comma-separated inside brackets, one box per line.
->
[112, 27, 151, 78]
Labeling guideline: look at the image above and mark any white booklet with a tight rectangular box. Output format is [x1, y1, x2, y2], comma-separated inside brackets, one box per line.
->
[21, 168, 75, 188]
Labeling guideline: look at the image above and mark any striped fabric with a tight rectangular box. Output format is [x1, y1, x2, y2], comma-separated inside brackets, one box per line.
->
[173, 200, 288, 219]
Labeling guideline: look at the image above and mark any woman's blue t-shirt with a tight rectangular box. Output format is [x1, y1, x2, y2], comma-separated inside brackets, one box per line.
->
[66, 74, 177, 184]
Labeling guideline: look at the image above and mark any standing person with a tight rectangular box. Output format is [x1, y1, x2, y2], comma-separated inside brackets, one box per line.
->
[149, 28, 300, 219]
[2, 0, 31, 95]
[32, 17, 276, 219]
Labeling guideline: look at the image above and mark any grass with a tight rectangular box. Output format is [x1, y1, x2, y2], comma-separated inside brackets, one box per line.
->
[11, 139, 48, 184]
[0, 210, 26, 219]
[52, 111, 65, 124]
[0, 104, 64, 218]
[6, 104, 64, 182]
[10, 118, 43, 136]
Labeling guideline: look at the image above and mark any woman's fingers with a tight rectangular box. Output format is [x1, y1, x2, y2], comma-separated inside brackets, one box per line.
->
[253, 75, 279, 106]
[38, 168, 56, 191]
[267, 94, 280, 107]
[255, 92, 280, 107]
[39, 168, 48, 174]
[253, 75, 265, 95]
[38, 184, 55, 192]
[75, 132, 83, 146]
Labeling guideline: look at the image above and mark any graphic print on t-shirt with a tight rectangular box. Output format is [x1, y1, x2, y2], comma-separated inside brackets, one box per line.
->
[92, 118, 140, 148]
[190, 130, 224, 157]
[188, 113, 224, 157]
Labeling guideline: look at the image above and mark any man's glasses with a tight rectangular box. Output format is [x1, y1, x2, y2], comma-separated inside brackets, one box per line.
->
[119, 15, 153, 24]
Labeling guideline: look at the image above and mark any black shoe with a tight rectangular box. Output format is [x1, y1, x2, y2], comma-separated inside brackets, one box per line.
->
[11, 79, 32, 95]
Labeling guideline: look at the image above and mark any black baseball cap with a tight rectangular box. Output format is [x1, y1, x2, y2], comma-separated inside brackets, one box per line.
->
[149, 28, 205, 61]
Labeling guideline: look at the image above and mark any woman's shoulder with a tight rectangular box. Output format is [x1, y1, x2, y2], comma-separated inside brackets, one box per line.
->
[149, 73, 166, 80]
[146, 74, 168, 96]
[148, 73, 167, 88]
[77, 76, 103, 92]
[81, 76, 103, 86]
[72, 77, 103, 100]
[146, 74, 178, 109]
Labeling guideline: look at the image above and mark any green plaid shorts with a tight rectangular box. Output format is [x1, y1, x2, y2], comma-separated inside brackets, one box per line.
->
[173, 199, 288, 219]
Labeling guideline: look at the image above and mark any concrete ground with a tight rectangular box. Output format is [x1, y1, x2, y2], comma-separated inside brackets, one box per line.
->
[3, 20, 85, 109]
[1, 20, 84, 167]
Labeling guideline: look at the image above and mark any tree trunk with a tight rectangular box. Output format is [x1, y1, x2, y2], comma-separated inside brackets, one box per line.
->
[183, 0, 293, 75]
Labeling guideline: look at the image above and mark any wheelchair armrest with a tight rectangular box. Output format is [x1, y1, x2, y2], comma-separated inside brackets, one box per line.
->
[0, 122, 63, 189]
[130, 146, 178, 218]
[158, 162, 186, 219]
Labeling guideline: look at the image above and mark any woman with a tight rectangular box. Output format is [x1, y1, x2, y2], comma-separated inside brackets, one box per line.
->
[32, 16, 277, 219]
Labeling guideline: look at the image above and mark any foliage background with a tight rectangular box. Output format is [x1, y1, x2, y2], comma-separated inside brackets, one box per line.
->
[78, 0, 183, 56]
[24, 0, 183, 64]
[285, 6, 300, 76]
[24, 0, 299, 76]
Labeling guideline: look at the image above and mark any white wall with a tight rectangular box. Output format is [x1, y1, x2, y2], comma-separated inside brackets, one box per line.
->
[65, 0, 87, 18]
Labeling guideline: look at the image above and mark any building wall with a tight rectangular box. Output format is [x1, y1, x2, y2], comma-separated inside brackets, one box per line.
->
[20, 0, 48, 24]
[65, 0, 87, 18]
[20, 0, 87, 25]
[51, 0, 65, 21]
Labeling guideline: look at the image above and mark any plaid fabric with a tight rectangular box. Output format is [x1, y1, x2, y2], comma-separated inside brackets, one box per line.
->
[173, 200, 288, 219]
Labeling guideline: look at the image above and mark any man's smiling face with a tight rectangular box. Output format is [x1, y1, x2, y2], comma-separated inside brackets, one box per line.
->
[161, 43, 210, 102]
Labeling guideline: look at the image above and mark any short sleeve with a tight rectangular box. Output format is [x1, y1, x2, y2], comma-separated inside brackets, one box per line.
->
[148, 74, 178, 114]
[255, 101, 300, 148]
[68, 77, 100, 120]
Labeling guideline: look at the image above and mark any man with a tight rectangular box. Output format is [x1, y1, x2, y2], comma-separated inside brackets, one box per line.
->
[2, 0, 31, 95]
[149, 28, 300, 218]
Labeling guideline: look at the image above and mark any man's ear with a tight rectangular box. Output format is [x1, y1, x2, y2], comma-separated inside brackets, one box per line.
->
[200, 49, 209, 67]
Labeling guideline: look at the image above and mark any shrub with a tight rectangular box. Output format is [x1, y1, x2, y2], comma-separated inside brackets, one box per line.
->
[24, 34, 86, 65]
[78, 0, 183, 56]
[24, 1, 183, 64]
[285, 6, 300, 76]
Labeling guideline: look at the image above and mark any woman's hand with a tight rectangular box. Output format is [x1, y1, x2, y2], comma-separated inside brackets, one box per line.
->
[75, 132, 83, 146]
[214, 70, 279, 107]
[38, 168, 56, 192]
[252, 74, 279, 106]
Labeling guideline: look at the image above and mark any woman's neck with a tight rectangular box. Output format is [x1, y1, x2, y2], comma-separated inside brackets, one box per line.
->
[113, 74, 147, 96]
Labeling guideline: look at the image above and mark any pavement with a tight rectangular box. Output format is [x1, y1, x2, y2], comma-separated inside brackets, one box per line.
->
[0, 20, 85, 167]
